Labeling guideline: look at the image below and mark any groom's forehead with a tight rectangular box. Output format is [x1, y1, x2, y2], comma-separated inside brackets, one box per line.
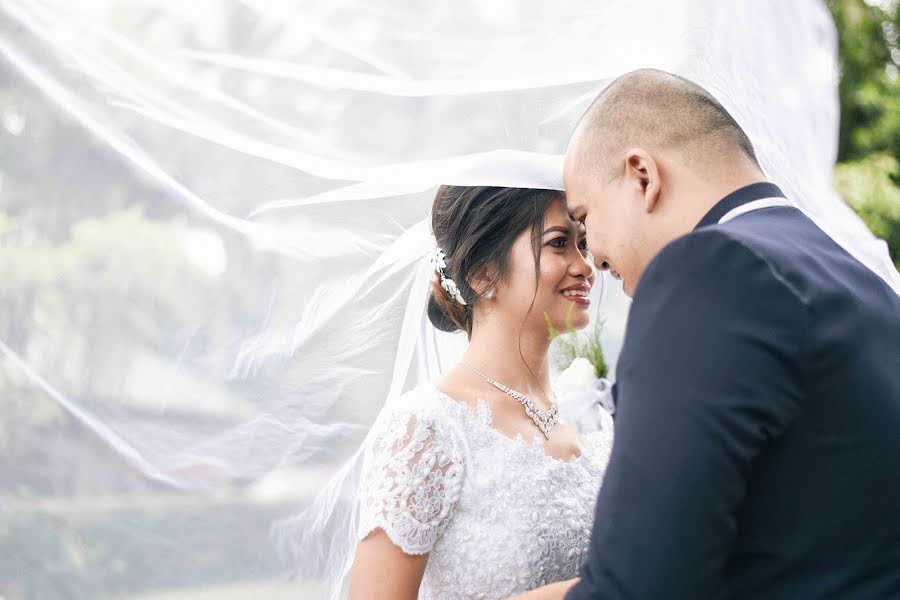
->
[563, 169, 595, 208]
[564, 187, 588, 219]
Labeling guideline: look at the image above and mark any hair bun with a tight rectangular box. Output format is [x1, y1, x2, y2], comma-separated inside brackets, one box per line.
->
[427, 278, 467, 333]
[428, 185, 560, 338]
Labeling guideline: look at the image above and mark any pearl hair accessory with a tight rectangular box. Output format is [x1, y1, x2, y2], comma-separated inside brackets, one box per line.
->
[431, 246, 467, 305]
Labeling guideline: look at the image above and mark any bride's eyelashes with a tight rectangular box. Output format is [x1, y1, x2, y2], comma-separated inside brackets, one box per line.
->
[545, 235, 589, 253]
[546, 236, 569, 249]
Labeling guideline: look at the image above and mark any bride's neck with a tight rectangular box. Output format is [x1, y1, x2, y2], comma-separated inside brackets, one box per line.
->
[462, 317, 552, 394]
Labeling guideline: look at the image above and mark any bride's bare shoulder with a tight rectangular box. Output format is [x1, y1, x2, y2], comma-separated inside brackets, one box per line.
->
[435, 366, 483, 411]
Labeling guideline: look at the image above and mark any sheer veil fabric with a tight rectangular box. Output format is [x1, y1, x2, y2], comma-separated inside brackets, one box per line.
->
[1, 1, 897, 598]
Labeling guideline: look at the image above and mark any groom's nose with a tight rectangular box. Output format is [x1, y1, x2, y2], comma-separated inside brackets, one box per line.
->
[586, 250, 606, 272]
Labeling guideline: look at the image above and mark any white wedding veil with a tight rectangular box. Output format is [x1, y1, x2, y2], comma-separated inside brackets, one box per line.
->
[1, 1, 897, 598]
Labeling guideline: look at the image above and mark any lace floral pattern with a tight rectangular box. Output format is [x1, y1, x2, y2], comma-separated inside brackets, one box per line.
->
[357, 384, 613, 599]
[358, 405, 466, 554]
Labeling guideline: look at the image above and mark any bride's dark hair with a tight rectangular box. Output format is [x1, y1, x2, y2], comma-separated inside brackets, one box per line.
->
[428, 185, 561, 337]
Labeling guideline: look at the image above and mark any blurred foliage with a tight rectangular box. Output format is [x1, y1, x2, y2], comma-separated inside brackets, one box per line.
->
[828, 0, 900, 161]
[0, 207, 224, 429]
[828, 0, 900, 266]
[834, 153, 900, 268]
[0, 11, 289, 595]
[0, 501, 291, 599]
[546, 307, 608, 379]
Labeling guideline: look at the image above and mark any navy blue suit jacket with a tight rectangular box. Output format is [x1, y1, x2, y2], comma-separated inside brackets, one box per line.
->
[567, 183, 900, 599]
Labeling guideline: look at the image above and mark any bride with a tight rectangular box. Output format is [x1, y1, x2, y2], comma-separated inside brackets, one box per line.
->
[348, 184, 613, 599]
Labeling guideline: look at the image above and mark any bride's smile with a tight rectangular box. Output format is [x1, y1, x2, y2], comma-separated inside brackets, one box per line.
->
[560, 282, 591, 305]
[492, 196, 596, 335]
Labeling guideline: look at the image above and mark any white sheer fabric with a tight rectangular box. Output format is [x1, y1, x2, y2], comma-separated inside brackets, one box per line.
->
[357, 385, 612, 599]
[1, 1, 898, 599]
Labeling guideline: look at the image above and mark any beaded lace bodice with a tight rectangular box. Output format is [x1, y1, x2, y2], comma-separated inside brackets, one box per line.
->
[357, 384, 613, 599]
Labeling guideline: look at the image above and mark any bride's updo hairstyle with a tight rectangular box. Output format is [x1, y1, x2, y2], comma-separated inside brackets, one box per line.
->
[428, 185, 560, 337]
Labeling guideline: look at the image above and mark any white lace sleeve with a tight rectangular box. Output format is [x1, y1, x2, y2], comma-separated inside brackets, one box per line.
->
[357, 410, 465, 555]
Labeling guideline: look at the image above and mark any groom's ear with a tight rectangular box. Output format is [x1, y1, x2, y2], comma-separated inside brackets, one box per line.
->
[624, 148, 661, 214]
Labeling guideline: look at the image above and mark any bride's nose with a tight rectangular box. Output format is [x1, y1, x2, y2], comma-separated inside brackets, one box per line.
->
[571, 250, 595, 277]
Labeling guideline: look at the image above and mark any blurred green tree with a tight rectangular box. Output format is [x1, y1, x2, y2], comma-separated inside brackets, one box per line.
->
[834, 153, 900, 268]
[828, 0, 900, 267]
[828, 0, 900, 161]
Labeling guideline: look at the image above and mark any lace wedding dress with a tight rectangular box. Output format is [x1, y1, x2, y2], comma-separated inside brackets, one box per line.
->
[357, 384, 614, 599]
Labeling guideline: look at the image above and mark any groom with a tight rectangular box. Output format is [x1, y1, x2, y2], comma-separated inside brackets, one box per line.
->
[563, 70, 900, 598]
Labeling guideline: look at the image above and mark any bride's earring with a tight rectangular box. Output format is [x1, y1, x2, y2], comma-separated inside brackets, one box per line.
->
[483, 288, 495, 300]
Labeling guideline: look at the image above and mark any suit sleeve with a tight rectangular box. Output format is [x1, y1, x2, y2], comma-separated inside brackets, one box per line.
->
[567, 230, 808, 599]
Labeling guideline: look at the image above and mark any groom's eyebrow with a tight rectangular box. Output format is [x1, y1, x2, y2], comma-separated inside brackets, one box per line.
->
[568, 209, 586, 225]
[568, 208, 586, 224]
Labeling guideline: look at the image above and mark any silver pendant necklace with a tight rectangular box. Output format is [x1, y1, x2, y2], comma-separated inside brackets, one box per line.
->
[462, 363, 559, 439]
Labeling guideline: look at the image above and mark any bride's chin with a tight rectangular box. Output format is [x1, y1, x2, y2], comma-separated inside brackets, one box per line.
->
[546, 314, 591, 333]
[570, 318, 591, 331]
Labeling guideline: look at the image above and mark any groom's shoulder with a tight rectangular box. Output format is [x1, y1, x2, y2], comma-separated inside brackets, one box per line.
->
[634, 223, 806, 310]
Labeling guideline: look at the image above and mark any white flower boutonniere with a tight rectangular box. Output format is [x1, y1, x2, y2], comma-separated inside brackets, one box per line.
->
[555, 357, 597, 397]
[548, 308, 614, 432]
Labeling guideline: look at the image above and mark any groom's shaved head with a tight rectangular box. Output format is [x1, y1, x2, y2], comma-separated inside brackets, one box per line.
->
[564, 69, 767, 297]
[569, 69, 760, 179]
